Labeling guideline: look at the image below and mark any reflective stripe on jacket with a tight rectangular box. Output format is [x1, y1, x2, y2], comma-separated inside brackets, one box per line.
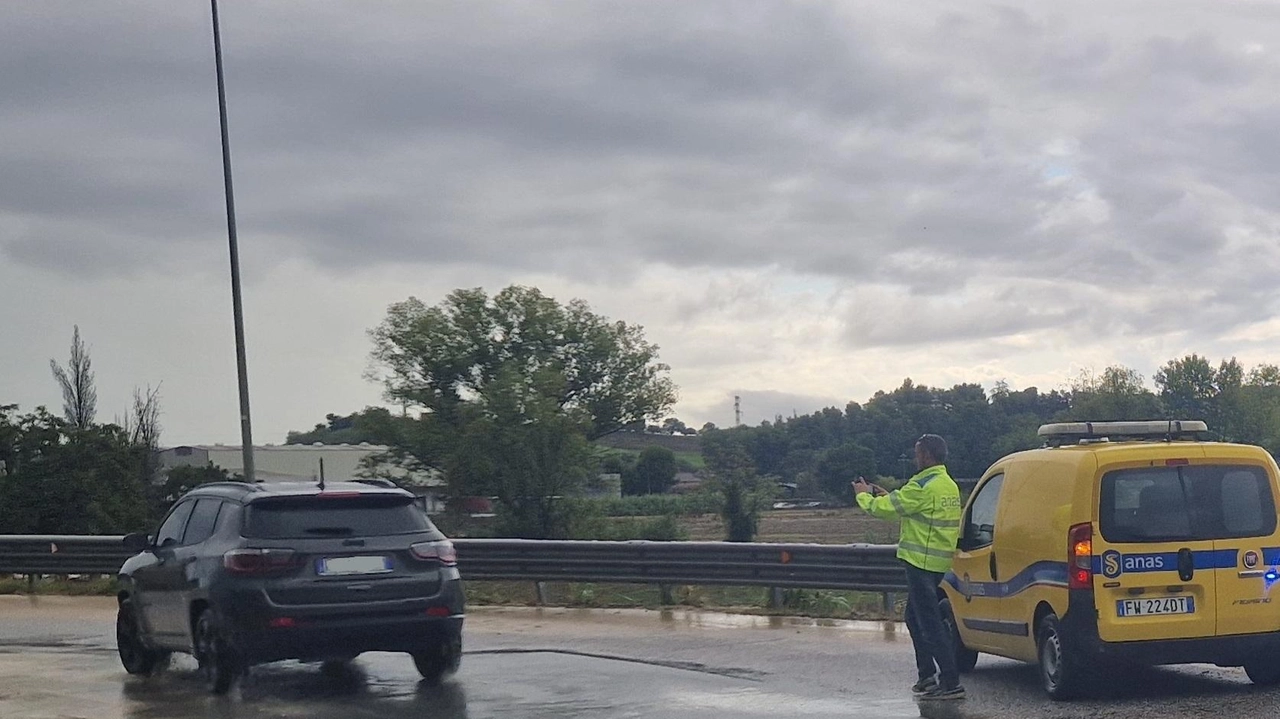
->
[856, 465, 962, 573]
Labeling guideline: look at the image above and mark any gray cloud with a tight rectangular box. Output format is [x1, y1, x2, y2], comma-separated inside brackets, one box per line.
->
[4, 0, 1280, 443]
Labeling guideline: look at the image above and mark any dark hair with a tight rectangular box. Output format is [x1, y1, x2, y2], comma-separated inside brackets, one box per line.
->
[916, 434, 948, 464]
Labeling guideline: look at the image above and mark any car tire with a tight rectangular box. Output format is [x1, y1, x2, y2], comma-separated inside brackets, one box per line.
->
[1037, 613, 1091, 701]
[939, 598, 979, 674]
[194, 609, 243, 695]
[116, 600, 167, 676]
[412, 636, 462, 684]
[1244, 660, 1280, 686]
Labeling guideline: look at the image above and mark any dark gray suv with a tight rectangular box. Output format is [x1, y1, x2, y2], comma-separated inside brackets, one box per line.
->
[115, 480, 464, 693]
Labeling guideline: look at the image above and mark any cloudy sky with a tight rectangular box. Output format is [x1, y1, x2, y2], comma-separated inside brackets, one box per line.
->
[4, 1, 1280, 445]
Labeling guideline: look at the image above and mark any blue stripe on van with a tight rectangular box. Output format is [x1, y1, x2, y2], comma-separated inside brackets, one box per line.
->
[947, 549, 1242, 601]
[943, 561, 1069, 600]
[1090, 549, 1238, 575]
[1262, 548, 1280, 566]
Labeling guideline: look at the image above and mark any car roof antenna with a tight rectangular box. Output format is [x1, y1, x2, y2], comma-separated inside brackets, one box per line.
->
[318, 457, 326, 491]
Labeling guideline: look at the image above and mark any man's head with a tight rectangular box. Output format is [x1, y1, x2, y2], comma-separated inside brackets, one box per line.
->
[914, 434, 948, 470]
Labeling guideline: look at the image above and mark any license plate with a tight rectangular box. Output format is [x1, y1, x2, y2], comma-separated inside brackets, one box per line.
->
[317, 555, 392, 576]
[1117, 596, 1195, 617]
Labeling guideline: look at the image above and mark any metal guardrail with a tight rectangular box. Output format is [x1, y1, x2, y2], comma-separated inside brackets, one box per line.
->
[0, 535, 909, 594]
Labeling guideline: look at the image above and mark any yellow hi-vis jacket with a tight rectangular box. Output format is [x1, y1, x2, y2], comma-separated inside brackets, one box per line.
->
[857, 464, 962, 573]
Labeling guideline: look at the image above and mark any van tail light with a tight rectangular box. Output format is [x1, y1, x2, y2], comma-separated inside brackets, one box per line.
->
[1068, 523, 1094, 590]
[410, 540, 457, 566]
[223, 548, 302, 575]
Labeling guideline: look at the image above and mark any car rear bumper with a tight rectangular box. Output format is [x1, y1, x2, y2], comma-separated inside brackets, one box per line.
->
[216, 577, 466, 663]
[1063, 588, 1280, 667]
[241, 612, 463, 664]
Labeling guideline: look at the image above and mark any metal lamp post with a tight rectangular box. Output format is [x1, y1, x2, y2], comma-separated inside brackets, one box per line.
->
[210, 0, 255, 482]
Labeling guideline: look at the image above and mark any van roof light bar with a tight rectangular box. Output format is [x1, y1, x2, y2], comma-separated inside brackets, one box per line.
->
[1038, 420, 1208, 447]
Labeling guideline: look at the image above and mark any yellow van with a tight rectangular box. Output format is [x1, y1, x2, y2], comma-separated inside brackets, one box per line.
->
[941, 420, 1280, 699]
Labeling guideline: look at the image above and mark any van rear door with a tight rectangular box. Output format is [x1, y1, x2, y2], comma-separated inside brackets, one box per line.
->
[1189, 448, 1280, 637]
[1094, 458, 1218, 643]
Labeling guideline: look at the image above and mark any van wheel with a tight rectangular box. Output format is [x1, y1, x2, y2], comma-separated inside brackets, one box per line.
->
[1244, 660, 1280, 686]
[939, 598, 979, 673]
[1037, 614, 1089, 700]
[194, 609, 244, 694]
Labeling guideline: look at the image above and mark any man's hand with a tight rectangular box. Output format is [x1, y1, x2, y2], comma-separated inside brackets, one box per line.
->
[853, 477, 889, 497]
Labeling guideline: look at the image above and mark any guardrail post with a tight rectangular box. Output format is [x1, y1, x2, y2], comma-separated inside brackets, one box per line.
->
[27, 574, 37, 594]
[881, 592, 894, 617]
[534, 581, 549, 606]
[769, 587, 784, 609]
[658, 584, 675, 605]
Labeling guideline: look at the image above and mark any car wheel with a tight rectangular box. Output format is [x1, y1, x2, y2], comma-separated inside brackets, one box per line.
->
[1037, 613, 1090, 701]
[939, 598, 979, 674]
[194, 609, 243, 694]
[412, 637, 462, 684]
[116, 600, 166, 676]
[1245, 660, 1280, 686]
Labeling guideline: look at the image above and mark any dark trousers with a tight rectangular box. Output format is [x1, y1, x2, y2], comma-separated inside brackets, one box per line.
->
[903, 560, 959, 688]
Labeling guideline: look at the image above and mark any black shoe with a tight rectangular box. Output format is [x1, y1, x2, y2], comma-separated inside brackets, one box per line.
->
[920, 685, 966, 701]
[911, 676, 938, 694]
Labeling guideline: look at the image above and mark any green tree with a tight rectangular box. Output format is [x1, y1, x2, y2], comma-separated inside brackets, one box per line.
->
[815, 442, 876, 501]
[449, 367, 596, 538]
[49, 325, 97, 430]
[365, 286, 678, 538]
[661, 417, 689, 435]
[704, 440, 776, 542]
[624, 446, 678, 495]
[154, 464, 233, 510]
[1066, 365, 1165, 421]
[0, 406, 152, 534]
[1155, 354, 1217, 420]
[285, 407, 399, 445]
[369, 285, 677, 445]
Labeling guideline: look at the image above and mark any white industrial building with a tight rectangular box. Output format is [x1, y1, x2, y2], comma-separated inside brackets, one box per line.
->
[157, 443, 445, 512]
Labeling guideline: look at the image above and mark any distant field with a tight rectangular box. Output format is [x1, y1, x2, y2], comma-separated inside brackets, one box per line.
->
[677, 508, 898, 545]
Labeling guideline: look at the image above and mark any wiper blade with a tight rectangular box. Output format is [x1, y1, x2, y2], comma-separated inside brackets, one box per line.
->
[304, 527, 354, 535]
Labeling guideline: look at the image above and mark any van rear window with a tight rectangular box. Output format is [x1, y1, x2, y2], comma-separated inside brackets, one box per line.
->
[1100, 465, 1277, 543]
[243, 495, 433, 539]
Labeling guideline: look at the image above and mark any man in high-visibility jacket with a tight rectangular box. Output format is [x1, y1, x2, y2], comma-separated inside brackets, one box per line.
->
[854, 434, 965, 701]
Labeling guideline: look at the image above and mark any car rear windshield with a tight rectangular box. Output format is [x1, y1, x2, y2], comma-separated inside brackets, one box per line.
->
[1100, 464, 1277, 543]
[242, 494, 433, 539]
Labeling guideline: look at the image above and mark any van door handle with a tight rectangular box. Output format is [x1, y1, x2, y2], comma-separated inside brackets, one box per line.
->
[989, 553, 999, 582]
[1177, 548, 1194, 582]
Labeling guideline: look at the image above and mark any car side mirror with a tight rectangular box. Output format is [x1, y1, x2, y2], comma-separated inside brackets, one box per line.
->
[123, 532, 152, 552]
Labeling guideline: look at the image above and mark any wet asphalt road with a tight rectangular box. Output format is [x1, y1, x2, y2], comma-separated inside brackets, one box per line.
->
[2, 596, 1280, 718]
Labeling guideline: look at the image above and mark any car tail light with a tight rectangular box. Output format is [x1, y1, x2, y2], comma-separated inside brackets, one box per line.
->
[268, 617, 298, 628]
[1068, 523, 1093, 590]
[410, 540, 457, 566]
[425, 606, 452, 618]
[223, 548, 302, 575]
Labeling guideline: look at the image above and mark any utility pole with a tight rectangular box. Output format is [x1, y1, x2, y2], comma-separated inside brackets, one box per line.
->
[210, 0, 255, 482]
[734, 395, 742, 427]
